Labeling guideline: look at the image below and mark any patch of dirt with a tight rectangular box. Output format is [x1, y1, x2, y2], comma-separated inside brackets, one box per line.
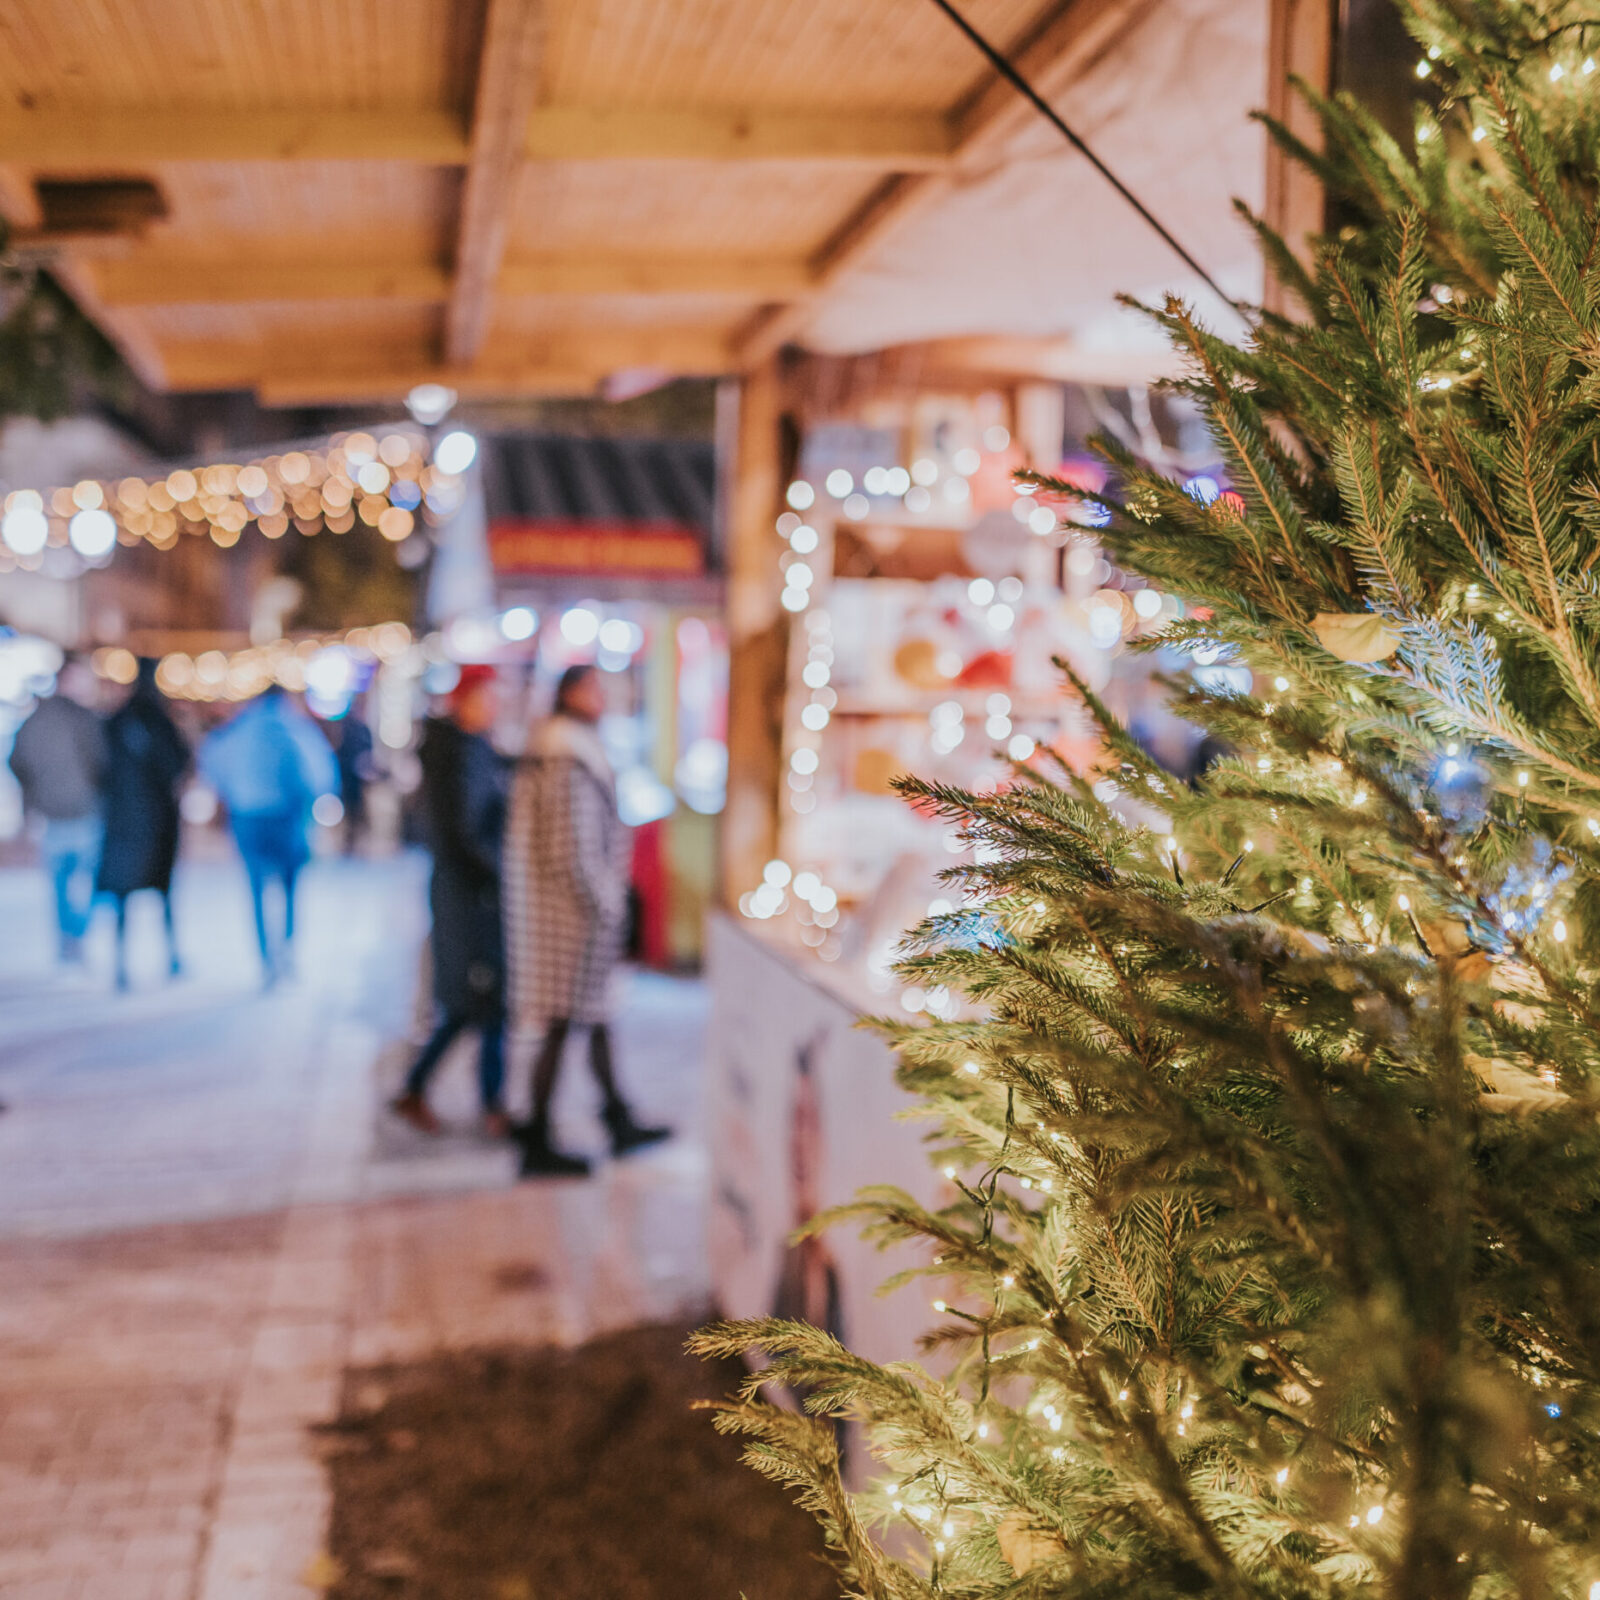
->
[322, 1323, 842, 1600]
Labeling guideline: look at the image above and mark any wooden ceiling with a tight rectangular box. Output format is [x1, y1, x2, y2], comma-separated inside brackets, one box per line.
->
[0, 0, 1150, 403]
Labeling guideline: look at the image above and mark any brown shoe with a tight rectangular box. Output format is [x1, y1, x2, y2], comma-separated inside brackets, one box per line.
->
[391, 1092, 441, 1134]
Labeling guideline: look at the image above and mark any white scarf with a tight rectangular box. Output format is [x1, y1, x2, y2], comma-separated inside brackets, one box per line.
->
[531, 713, 614, 791]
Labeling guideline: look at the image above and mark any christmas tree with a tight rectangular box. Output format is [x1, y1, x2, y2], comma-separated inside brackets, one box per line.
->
[694, 3, 1600, 1597]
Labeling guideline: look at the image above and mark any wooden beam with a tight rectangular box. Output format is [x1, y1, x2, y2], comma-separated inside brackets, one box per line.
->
[48, 260, 167, 390]
[0, 106, 954, 169]
[96, 259, 452, 307]
[0, 164, 166, 388]
[499, 255, 816, 297]
[446, 0, 546, 365]
[0, 109, 469, 165]
[159, 327, 735, 400]
[720, 356, 789, 907]
[253, 366, 601, 406]
[1263, 0, 1333, 317]
[525, 107, 953, 167]
[95, 254, 813, 306]
[0, 165, 42, 230]
[735, 0, 1156, 365]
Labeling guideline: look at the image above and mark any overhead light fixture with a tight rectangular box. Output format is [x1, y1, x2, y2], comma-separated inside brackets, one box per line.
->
[405, 383, 458, 425]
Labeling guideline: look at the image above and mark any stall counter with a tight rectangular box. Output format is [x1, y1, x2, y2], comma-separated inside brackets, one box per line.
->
[705, 911, 947, 1475]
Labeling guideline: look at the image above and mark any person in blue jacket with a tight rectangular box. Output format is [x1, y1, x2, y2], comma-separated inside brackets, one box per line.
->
[201, 683, 336, 984]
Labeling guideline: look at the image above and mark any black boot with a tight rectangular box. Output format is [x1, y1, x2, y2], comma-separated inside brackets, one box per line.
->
[518, 1120, 591, 1179]
[603, 1102, 672, 1158]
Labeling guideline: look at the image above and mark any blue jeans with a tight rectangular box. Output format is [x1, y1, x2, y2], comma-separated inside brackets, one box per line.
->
[40, 815, 102, 949]
[231, 811, 308, 967]
[403, 1010, 506, 1113]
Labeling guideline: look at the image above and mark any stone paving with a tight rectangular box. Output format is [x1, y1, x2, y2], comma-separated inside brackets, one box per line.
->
[0, 849, 708, 1600]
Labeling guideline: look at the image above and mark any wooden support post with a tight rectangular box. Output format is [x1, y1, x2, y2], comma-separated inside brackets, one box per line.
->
[719, 357, 791, 910]
[1263, 0, 1334, 317]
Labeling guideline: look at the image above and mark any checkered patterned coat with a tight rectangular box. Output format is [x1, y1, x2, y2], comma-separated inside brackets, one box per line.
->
[504, 716, 631, 1029]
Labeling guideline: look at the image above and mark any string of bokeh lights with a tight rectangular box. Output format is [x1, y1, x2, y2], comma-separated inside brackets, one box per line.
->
[0, 428, 479, 570]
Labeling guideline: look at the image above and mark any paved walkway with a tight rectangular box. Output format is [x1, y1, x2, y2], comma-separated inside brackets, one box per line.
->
[0, 850, 708, 1600]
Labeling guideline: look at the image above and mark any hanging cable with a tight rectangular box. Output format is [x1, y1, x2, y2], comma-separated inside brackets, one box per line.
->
[925, 0, 1240, 311]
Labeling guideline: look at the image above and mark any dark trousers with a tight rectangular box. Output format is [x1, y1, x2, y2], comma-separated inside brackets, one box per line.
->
[231, 812, 305, 966]
[405, 1010, 506, 1112]
[528, 1017, 622, 1126]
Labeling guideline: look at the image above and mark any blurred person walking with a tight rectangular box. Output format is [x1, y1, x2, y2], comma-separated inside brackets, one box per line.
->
[334, 710, 377, 856]
[505, 663, 670, 1178]
[201, 684, 336, 985]
[391, 665, 511, 1136]
[97, 658, 189, 990]
[8, 656, 107, 963]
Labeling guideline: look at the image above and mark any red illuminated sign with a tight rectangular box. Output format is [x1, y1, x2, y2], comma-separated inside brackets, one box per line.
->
[489, 520, 704, 577]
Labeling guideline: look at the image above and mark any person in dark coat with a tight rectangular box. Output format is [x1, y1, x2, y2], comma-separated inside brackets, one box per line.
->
[334, 711, 376, 856]
[8, 656, 107, 962]
[391, 664, 511, 1136]
[96, 658, 189, 990]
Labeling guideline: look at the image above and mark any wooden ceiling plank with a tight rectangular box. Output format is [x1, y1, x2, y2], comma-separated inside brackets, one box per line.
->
[0, 106, 956, 168]
[0, 109, 469, 165]
[160, 327, 735, 399]
[735, 0, 1153, 365]
[95, 254, 814, 306]
[97, 259, 453, 307]
[491, 255, 815, 297]
[948, 0, 1158, 156]
[524, 107, 953, 166]
[445, 0, 548, 366]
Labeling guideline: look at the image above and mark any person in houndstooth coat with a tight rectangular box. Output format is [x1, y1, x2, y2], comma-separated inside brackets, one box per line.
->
[504, 663, 671, 1177]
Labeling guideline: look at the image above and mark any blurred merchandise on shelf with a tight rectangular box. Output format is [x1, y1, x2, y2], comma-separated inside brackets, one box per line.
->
[737, 382, 1237, 1003]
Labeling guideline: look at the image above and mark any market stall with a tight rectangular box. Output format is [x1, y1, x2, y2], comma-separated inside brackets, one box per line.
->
[708, 373, 1234, 1362]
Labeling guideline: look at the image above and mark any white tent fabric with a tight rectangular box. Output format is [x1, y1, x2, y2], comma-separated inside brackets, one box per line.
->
[802, 0, 1270, 382]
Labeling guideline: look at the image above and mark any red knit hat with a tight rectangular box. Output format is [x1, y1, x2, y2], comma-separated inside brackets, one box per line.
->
[448, 662, 497, 708]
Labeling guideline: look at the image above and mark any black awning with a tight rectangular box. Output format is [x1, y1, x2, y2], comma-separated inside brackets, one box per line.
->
[481, 433, 715, 537]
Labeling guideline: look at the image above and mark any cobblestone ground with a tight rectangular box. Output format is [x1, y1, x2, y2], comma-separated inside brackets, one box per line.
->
[0, 848, 708, 1600]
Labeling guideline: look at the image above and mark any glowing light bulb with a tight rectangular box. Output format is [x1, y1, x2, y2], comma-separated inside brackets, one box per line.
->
[1553, 919, 1568, 944]
[1273, 675, 1289, 692]
[68, 508, 116, 557]
[933, 1299, 946, 1313]
[1397, 894, 1410, 911]
[433, 430, 477, 475]
[1275, 1468, 1289, 1485]
[1517, 771, 1529, 787]
[1367, 1505, 1384, 1525]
